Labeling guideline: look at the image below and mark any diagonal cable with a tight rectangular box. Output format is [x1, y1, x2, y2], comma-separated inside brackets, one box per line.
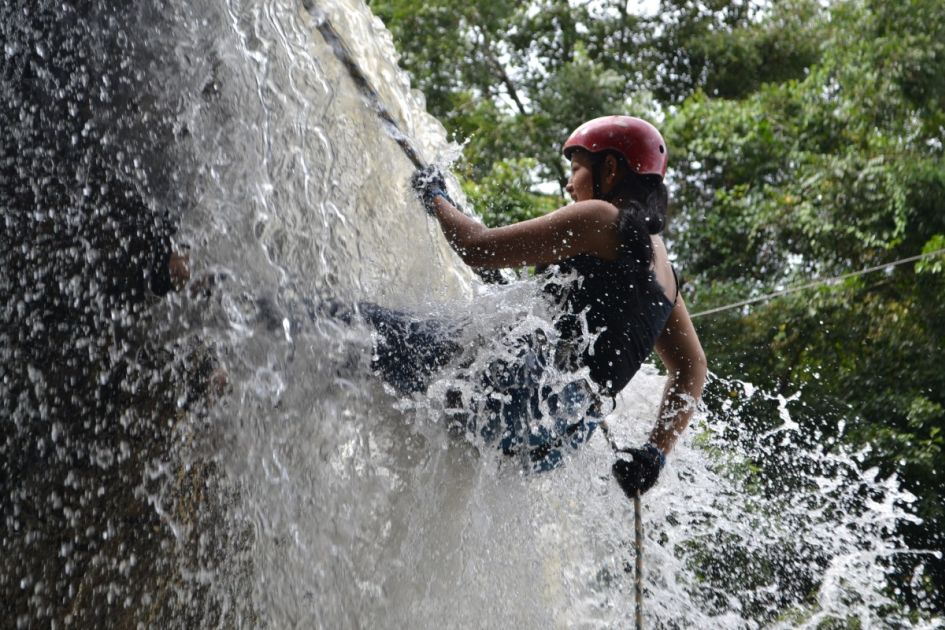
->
[690, 247, 945, 318]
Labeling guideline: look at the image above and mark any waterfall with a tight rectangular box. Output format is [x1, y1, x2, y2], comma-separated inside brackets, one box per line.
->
[2, 0, 939, 627]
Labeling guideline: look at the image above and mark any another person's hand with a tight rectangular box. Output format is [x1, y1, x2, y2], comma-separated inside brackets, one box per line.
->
[411, 165, 456, 215]
[612, 443, 665, 498]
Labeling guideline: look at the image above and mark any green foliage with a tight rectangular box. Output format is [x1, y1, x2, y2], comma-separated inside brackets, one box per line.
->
[916, 234, 945, 274]
[369, 0, 823, 193]
[638, 0, 825, 103]
[371, 0, 945, 610]
[668, 0, 945, 608]
[459, 158, 559, 227]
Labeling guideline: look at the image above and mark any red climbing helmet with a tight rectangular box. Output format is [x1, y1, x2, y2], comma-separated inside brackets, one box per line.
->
[562, 115, 668, 178]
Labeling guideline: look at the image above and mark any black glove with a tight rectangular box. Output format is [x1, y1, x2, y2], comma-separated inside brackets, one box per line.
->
[612, 443, 665, 498]
[411, 165, 456, 215]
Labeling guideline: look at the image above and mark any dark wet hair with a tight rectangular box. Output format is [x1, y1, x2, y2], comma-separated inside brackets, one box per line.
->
[590, 151, 668, 235]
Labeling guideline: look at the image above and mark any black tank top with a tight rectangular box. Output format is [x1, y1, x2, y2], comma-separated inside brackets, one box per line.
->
[544, 207, 676, 398]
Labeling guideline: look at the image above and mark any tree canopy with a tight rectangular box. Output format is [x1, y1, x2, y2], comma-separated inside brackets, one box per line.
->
[369, 0, 945, 615]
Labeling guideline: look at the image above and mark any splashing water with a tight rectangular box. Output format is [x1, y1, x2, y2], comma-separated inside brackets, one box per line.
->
[2, 0, 941, 627]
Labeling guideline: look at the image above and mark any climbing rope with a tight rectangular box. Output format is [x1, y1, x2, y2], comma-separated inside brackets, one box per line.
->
[634, 493, 644, 630]
[690, 247, 945, 319]
[599, 420, 645, 629]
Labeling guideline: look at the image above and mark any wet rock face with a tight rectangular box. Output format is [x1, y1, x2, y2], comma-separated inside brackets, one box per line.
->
[1, 3, 241, 625]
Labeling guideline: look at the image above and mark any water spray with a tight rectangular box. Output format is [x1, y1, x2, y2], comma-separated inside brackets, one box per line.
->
[601, 420, 646, 629]
[311, 5, 651, 624]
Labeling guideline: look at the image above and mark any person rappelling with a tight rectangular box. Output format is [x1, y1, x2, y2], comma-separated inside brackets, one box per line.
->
[331, 116, 702, 498]
[310, 18, 705, 496]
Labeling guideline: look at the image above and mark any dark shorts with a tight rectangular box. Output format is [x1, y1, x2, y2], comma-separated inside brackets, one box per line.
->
[317, 299, 601, 472]
[379, 315, 603, 473]
[468, 377, 601, 473]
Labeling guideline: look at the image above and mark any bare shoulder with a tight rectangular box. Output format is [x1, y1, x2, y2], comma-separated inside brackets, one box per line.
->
[456, 198, 622, 267]
[554, 199, 620, 226]
[545, 200, 621, 260]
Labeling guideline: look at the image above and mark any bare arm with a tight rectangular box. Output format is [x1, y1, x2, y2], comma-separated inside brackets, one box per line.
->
[650, 296, 707, 455]
[431, 195, 622, 268]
